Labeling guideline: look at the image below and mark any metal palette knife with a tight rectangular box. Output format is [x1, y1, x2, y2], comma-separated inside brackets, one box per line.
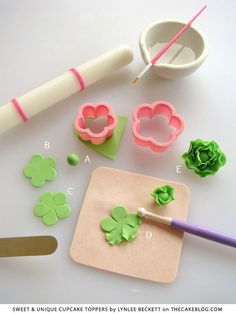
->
[0, 236, 57, 257]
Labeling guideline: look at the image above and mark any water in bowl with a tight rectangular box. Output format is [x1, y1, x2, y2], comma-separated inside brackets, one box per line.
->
[149, 42, 196, 65]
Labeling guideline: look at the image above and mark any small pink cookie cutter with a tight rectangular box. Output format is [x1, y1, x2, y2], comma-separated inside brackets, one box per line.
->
[74, 103, 118, 145]
[132, 101, 184, 153]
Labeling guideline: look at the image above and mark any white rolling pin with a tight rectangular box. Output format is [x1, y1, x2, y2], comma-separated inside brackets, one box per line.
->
[0, 45, 133, 135]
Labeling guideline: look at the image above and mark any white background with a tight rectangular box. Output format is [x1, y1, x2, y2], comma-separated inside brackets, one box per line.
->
[0, 0, 236, 304]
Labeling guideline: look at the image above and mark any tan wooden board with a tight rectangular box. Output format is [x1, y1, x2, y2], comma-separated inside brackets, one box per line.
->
[70, 167, 190, 283]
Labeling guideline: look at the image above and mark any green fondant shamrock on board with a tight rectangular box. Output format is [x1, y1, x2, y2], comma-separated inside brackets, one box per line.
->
[34, 192, 71, 226]
[23, 154, 57, 187]
[151, 185, 175, 206]
[100, 205, 142, 245]
[182, 139, 226, 177]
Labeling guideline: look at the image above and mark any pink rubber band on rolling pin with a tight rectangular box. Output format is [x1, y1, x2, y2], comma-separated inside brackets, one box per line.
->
[11, 98, 28, 122]
[69, 68, 85, 91]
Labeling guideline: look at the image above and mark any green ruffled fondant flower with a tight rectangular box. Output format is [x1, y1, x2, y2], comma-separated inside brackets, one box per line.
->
[151, 185, 175, 206]
[182, 139, 226, 177]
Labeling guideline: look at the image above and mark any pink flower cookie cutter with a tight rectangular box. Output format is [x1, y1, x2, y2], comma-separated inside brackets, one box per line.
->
[132, 101, 184, 153]
[74, 103, 118, 145]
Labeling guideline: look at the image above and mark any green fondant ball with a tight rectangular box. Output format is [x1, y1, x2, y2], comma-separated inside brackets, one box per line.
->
[67, 153, 80, 166]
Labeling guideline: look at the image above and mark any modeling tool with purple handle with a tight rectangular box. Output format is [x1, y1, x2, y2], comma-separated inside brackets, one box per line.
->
[137, 208, 236, 249]
[133, 5, 207, 83]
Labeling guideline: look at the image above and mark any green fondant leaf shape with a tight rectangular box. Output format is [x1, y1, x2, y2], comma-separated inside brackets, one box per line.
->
[34, 192, 71, 226]
[151, 185, 175, 206]
[182, 139, 226, 177]
[100, 205, 142, 245]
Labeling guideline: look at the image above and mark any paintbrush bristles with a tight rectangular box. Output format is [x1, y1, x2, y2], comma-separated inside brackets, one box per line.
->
[132, 63, 152, 84]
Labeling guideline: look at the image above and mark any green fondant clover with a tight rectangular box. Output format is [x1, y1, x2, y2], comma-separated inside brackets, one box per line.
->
[151, 185, 175, 206]
[100, 205, 142, 245]
[182, 139, 226, 177]
[34, 192, 71, 226]
[23, 154, 57, 187]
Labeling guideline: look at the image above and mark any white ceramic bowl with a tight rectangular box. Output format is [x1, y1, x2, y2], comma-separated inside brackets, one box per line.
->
[139, 19, 208, 80]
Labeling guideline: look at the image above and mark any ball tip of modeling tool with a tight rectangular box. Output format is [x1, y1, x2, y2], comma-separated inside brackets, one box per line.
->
[137, 207, 146, 217]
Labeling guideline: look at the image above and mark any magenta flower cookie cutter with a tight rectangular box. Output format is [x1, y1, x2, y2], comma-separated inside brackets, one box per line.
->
[74, 103, 118, 145]
[132, 101, 184, 153]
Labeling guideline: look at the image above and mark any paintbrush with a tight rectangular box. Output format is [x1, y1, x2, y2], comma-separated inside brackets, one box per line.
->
[132, 5, 207, 84]
[137, 208, 236, 248]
